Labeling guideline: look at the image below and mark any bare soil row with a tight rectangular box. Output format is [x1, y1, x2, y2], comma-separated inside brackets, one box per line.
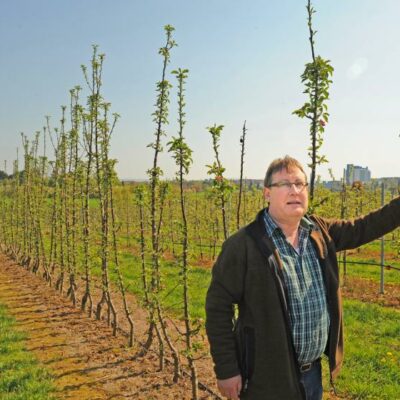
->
[0, 253, 217, 400]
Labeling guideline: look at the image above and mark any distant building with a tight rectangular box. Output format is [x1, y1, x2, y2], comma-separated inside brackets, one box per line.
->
[345, 164, 371, 185]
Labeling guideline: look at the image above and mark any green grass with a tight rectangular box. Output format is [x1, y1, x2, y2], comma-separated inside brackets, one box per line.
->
[334, 238, 400, 285]
[101, 251, 211, 320]
[0, 304, 56, 400]
[340, 260, 400, 285]
[339, 250, 400, 286]
[323, 299, 400, 399]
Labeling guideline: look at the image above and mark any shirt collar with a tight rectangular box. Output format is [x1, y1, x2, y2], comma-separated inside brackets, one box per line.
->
[263, 209, 315, 238]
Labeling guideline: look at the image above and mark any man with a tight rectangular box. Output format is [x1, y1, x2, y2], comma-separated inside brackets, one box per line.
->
[205, 156, 400, 400]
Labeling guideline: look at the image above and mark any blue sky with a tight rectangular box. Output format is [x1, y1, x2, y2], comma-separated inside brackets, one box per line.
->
[1, 1, 400, 181]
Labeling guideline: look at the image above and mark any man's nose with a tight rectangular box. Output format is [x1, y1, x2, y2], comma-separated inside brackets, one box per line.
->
[289, 183, 301, 193]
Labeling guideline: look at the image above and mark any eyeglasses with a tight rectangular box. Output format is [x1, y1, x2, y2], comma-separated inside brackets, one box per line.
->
[267, 181, 308, 192]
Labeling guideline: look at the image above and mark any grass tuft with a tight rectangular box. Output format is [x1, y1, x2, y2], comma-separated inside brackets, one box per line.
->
[0, 304, 56, 400]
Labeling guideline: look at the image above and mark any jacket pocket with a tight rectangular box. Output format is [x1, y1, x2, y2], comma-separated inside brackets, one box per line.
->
[235, 322, 255, 392]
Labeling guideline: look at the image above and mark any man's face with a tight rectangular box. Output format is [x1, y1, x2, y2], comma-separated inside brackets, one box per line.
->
[263, 167, 308, 224]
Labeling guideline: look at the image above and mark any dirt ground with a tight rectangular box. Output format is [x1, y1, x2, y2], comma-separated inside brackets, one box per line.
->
[341, 276, 400, 308]
[0, 253, 219, 400]
[0, 253, 398, 399]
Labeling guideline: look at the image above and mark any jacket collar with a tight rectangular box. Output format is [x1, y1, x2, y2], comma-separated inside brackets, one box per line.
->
[263, 209, 315, 239]
[246, 208, 280, 262]
[246, 208, 327, 260]
[309, 221, 328, 260]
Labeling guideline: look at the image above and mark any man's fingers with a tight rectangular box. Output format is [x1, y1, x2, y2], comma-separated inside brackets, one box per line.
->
[224, 389, 239, 400]
[217, 375, 242, 399]
[231, 379, 241, 399]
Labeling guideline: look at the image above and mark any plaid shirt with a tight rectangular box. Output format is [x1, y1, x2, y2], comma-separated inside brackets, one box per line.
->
[263, 210, 330, 364]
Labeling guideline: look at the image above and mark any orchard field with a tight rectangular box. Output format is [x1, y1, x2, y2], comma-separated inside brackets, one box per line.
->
[0, 2, 399, 399]
[0, 164, 399, 399]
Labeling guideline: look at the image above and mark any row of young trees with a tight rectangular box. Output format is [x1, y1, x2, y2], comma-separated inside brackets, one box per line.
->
[0, 47, 130, 335]
[0, 23, 254, 398]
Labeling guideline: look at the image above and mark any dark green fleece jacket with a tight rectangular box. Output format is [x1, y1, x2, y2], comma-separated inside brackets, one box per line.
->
[205, 197, 400, 400]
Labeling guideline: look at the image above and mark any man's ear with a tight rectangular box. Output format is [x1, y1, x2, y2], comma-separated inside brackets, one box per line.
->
[263, 187, 270, 202]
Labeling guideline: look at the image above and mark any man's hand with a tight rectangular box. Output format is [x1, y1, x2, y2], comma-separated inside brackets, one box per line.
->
[217, 374, 242, 399]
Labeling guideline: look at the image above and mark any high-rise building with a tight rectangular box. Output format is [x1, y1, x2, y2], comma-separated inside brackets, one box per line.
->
[345, 164, 371, 185]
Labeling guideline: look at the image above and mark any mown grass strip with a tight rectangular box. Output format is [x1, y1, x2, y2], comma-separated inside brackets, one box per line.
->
[323, 299, 400, 399]
[0, 304, 56, 400]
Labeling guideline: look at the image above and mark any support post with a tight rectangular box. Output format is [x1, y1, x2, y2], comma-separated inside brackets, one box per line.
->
[380, 182, 385, 294]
